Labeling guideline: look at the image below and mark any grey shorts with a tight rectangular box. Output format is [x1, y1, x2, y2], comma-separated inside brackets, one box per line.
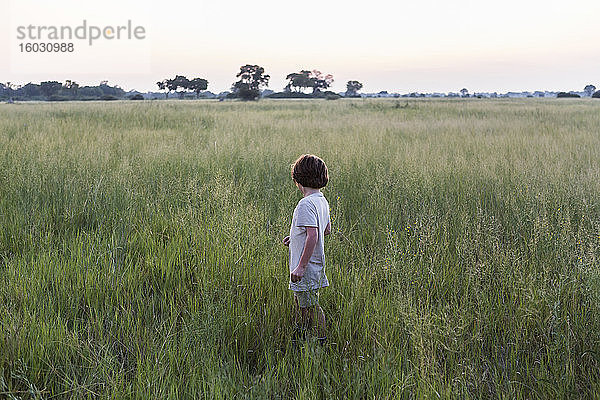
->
[294, 290, 319, 308]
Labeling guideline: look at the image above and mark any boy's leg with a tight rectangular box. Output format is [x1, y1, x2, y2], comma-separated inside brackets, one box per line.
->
[295, 291, 326, 341]
[312, 304, 326, 340]
[293, 294, 309, 342]
[294, 294, 311, 325]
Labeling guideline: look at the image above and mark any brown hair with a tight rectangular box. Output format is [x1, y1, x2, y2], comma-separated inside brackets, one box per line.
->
[291, 154, 329, 189]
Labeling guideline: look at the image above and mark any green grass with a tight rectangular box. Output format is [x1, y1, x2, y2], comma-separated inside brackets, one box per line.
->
[1, 98, 599, 399]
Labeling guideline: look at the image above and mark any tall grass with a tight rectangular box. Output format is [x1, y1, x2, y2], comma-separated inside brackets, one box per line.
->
[1, 98, 599, 398]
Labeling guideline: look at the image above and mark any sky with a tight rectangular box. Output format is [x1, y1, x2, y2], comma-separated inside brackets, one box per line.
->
[1, 0, 599, 94]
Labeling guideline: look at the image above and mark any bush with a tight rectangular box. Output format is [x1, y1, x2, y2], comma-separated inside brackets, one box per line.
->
[129, 94, 144, 100]
[266, 92, 314, 99]
[101, 95, 119, 101]
[592, 91, 600, 99]
[235, 88, 260, 101]
[557, 92, 580, 98]
[47, 95, 70, 102]
[315, 91, 341, 99]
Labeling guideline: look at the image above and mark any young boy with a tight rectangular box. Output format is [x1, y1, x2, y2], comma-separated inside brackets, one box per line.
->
[282, 154, 331, 344]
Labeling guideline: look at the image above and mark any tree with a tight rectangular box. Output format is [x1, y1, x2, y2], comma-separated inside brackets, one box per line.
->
[584, 84, 596, 97]
[285, 70, 311, 92]
[170, 75, 190, 98]
[3, 82, 20, 97]
[232, 64, 270, 100]
[157, 76, 189, 99]
[157, 80, 169, 98]
[460, 88, 469, 97]
[308, 70, 334, 94]
[284, 69, 334, 94]
[64, 80, 79, 97]
[166, 78, 179, 96]
[98, 82, 125, 98]
[188, 78, 209, 98]
[156, 75, 190, 99]
[3, 82, 19, 102]
[22, 83, 42, 98]
[345, 80, 363, 97]
[78, 86, 103, 98]
[40, 81, 62, 98]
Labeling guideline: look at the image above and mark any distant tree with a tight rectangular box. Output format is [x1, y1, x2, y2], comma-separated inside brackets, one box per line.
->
[78, 86, 104, 98]
[63, 80, 79, 97]
[166, 79, 178, 97]
[584, 84, 596, 97]
[156, 76, 188, 99]
[2, 82, 23, 99]
[40, 81, 62, 98]
[169, 75, 190, 98]
[22, 83, 42, 98]
[345, 80, 363, 97]
[285, 70, 311, 92]
[557, 92, 580, 98]
[284, 69, 333, 94]
[157, 80, 169, 98]
[188, 78, 209, 98]
[460, 88, 469, 97]
[3, 82, 19, 98]
[232, 64, 270, 101]
[308, 70, 334, 94]
[98, 82, 125, 98]
[593, 90, 600, 99]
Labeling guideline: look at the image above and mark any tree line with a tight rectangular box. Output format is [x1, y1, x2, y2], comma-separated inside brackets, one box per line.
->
[0, 80, 126, 101]
[156, 65, 364, 101]
[3, 63, 598, 102]
[0, 64, 363, 102]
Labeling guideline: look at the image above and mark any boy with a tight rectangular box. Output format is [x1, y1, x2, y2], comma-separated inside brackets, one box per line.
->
[282, 154, 331, 345]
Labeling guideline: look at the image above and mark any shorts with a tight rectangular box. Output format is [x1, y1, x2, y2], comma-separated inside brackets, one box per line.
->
[294, 290, 319, 308]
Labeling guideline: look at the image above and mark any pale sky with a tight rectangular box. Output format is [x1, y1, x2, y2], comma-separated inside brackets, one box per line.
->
[1, 0, 599, 94]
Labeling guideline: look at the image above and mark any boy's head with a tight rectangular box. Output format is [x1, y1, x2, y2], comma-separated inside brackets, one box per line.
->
[291, 154, 328, 189]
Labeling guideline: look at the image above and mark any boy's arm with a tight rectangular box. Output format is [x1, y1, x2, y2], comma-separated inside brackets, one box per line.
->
[290, 227, 318, 283]
[324, 221, 331, 236]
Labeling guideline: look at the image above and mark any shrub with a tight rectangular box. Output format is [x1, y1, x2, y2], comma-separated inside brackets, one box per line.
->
[129, 94, 144, 100]
[557, 92, 580, 98]
[47, 95, 70, 102]
[240, 88, 260, 101]
[592, 91, 600, 99]
[266, 92, 314, 99]
[101, 95, 119, 101]
[314, 90, 339, 99]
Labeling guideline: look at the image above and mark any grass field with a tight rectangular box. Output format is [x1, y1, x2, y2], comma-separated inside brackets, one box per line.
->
[1, 98, 599, 399]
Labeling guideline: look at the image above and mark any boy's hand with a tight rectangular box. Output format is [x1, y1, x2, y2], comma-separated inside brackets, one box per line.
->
[290, 265, 305, 283]
[282, 236, 290, 246]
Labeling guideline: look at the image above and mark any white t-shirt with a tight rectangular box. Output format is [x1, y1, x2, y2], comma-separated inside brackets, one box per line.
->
[288, 191, 330, 291]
